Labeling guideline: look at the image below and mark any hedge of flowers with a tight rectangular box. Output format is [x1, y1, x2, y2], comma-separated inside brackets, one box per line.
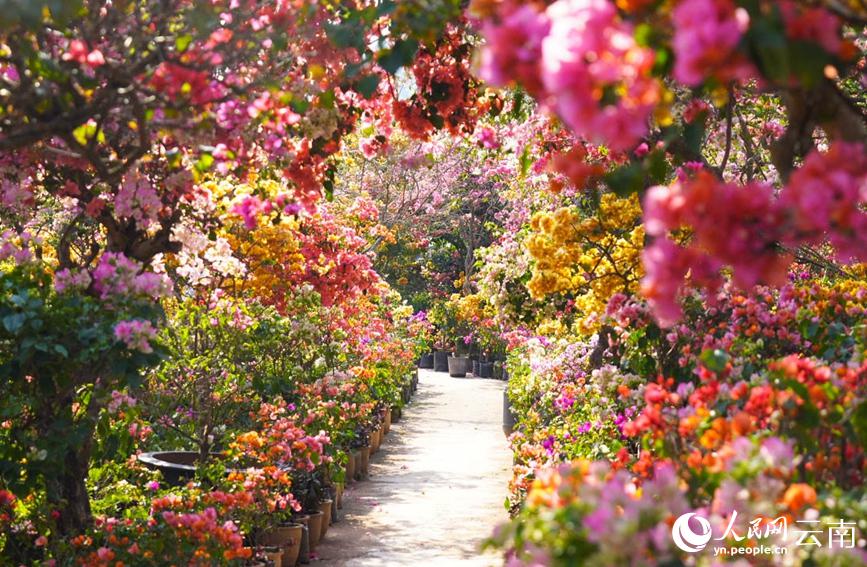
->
[0, 187, 425, 565]
[2, 1, 867, 566]
[487, 277, 867, 566]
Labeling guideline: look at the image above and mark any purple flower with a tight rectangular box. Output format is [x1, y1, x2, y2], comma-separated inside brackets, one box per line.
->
[542, 435, 556, 455]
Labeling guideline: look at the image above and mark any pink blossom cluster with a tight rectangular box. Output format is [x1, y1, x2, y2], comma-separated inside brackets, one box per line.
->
[231, 195, 276, 230]
[0, 230, 36, 264]
[480, 0, 659, 151]
[113, 319, 158, 353]
[114, 172, 163, 228]
[642, 170, 787, 325]
[107, 390, 137, 414]
[479, 5, 551, 96]
[641, 142, 867, 326]
[779, 141, 867, 262]
[1, 177, 34, 213]
[778, 0, 849, 59]
[62, 39, 105, 68]
[671, 0, 753, 86]
[92, 252, 171, 300]
[542, 0, 660, 150]
[54, 268, 92, 293]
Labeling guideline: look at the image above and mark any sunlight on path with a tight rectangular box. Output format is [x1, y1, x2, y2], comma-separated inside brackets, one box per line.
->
[316, 369, 512, 566]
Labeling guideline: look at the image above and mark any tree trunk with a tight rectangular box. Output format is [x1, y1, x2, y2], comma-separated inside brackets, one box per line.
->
[46, 445, 93, 535]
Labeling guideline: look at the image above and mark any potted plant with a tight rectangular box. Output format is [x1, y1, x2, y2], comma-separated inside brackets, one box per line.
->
[447, 354, 468, 377]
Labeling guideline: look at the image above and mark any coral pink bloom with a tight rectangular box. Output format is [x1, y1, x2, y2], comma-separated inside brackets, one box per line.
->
[540, 0, 659, 150]
[780, 142, 867, 263]
[672, 0, 753, 86]
[479, 4, 551, 96]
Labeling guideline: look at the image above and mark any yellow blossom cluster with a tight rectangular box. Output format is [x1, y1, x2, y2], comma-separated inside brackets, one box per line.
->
[454, 292, 495, 324]
[225, 218, 306, 300]
[525, 193, 644, 333]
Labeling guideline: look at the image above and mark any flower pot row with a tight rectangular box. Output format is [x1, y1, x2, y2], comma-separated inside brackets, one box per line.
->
[252, 494, 334, 567]
[249, 397, 407, 567]
[421, 351, 507, 380]
[251, 393, 411, 566]
[148, 377, 416, 567]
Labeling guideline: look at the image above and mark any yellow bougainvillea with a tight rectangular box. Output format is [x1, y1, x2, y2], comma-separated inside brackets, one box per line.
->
[226, 218, 306, 301]
[526, 193, 644, 333]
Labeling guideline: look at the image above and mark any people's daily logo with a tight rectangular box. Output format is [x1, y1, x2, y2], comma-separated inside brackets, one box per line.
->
[671, 513, 713, 553]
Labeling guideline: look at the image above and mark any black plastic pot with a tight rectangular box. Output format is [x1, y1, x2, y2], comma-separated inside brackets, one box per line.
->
[492, 362, 503, 380]
[502, 390, 517, 436]
[471, 360, 480, 376]
[138, 451, 236, 487]
[433, 351, 449, 372]
[478, 362, 494, 378]
[418, 353, 434, 369]
[447, 356, 468, 377]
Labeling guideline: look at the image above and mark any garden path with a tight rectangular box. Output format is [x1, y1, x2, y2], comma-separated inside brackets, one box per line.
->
[315, 368, 512, 566]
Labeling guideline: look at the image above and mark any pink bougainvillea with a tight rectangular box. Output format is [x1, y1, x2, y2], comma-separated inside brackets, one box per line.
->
[671, 0, 753, 86]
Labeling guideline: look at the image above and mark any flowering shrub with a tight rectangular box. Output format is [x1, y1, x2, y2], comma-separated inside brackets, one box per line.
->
[492, 276, 867, 565]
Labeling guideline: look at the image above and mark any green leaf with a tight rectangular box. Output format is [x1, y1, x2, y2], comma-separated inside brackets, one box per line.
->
[699, 349, 729, 374]
[195, 153, 214, 173]
[852, 401, 867, 448]
[2, 313, 26, 333]
[72, 122, 103, 146]
[746, 19, 790, 82]
[604, 163, 644, 197]
[175, 34, 194, 53]
[788, 40, 831, 88]
[325, 19, 366, 51]
[318, 89, 336, 109]
[377, 0, 397, 17]
[356, 74, 381, 99]
[377, 39, 419, 75]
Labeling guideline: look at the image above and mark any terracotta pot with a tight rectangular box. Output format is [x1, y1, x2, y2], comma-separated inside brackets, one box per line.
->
[258, 524, 296, 548]
[383, 408, 392, 435]
[305, 511, 324, 551]
[282, 524, 303, 567]
[352, 450, 362, 480]
[372, 432, 379, 456]
[260, 546, 283, 567]
[293, 516, 310, 564]
[261, 524, 302, 567]
[358, 446, 370, 479]
[335, 482, 344, 509]
[345, 452, 356, 484]
[318, 499, 333, 540]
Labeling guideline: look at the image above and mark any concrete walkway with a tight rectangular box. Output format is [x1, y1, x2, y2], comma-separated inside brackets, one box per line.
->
[315, 369, 511, 567]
